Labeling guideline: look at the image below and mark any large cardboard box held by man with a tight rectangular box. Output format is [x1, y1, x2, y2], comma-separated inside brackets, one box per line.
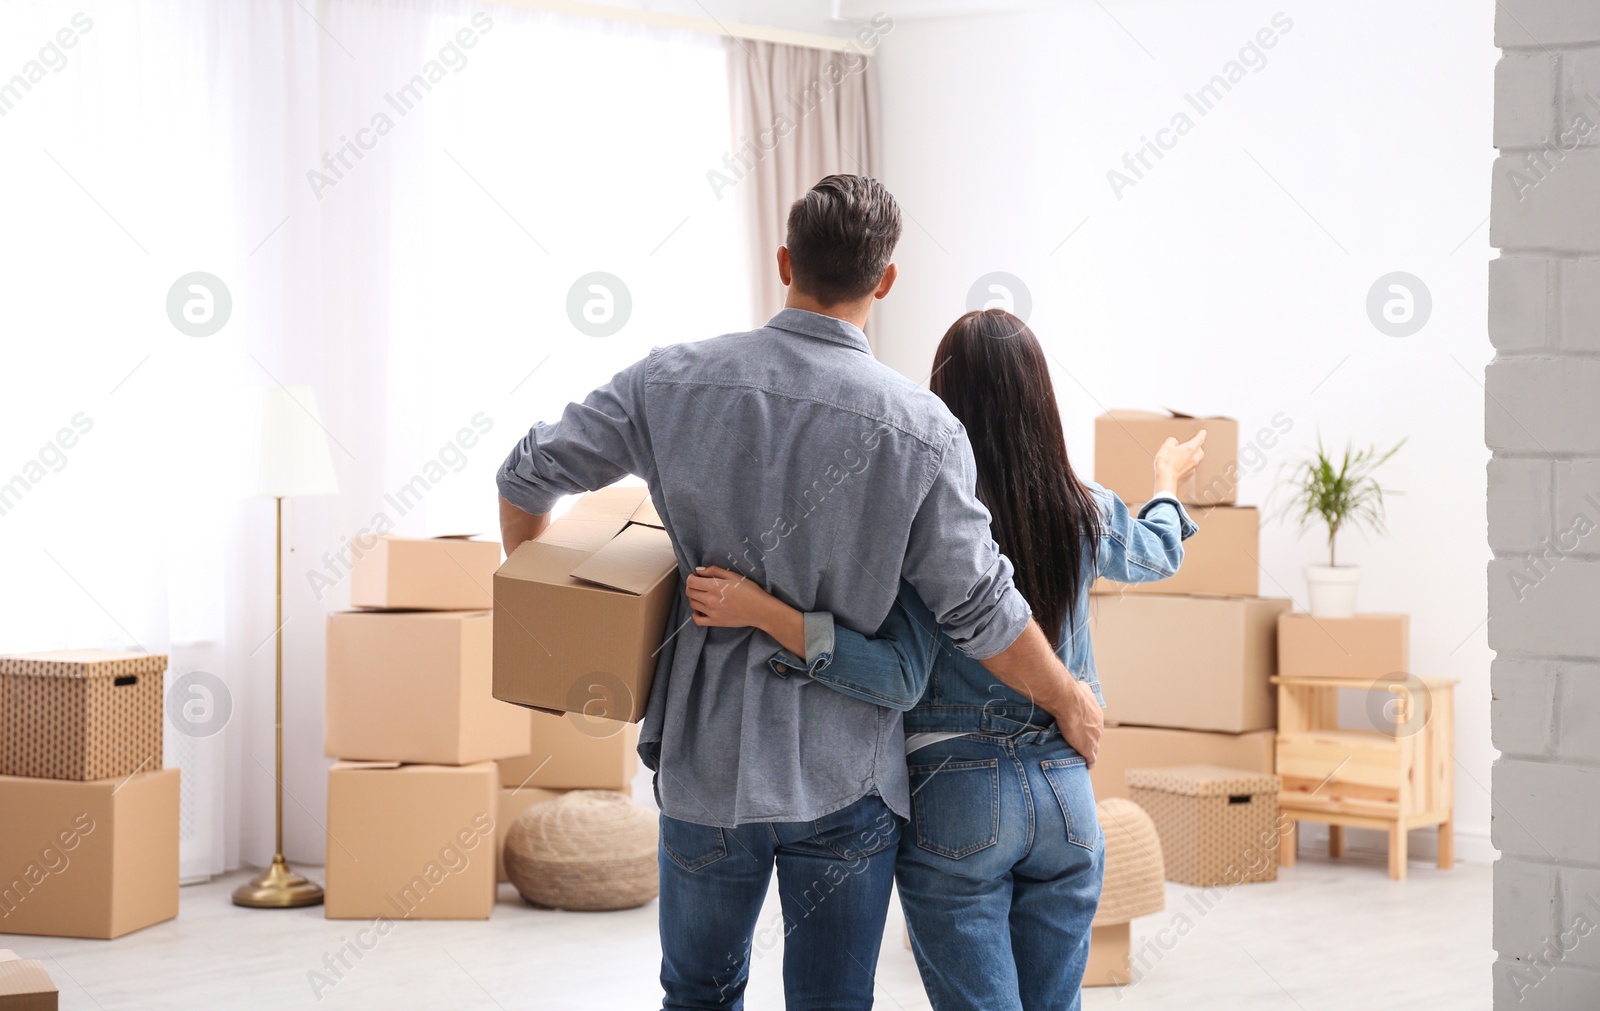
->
[1094, 506, 1260, 598]
[325, 761, 498, 920]
[1089, 725, 1276, 801]
[494, 486, 678, 723]
[326, 610, 530, 765]
[1092, 595, 1290, 733]
[0, 769, 179, 939]
[1095, 410, 1240, 506]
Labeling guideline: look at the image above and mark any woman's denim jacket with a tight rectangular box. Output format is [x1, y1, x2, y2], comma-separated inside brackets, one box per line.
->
[766, 482, 1196, 737]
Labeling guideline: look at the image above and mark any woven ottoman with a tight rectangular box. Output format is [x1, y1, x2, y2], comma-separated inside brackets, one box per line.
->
[1127, 765, 1281, 887]
[1085, 797, 1166, 987]
[504, 790, 658, 910]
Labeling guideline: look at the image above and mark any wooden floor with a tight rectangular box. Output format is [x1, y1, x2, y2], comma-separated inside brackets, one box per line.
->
[4, 847, 1489, 1009]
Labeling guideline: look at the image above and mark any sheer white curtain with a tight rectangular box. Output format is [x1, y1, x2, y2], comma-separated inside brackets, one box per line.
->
[0, 0, 250, 882]
[0, 0, 748, 874]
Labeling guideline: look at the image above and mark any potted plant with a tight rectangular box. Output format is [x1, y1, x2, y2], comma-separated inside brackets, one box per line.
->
[1281, 437, 1404, 618]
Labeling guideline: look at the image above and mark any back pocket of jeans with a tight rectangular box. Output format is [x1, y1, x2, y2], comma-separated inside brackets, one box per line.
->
[661, 818, 728, 872]
[909, 758, 1000, 860]
[1040, 757, 1099, 851]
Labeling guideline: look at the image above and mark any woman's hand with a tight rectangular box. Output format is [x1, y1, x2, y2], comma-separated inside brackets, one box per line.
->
[686, 565, 807, 656]
[1153, 430, 1207, 498]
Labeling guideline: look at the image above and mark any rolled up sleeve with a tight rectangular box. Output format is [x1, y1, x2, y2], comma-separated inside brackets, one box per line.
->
[899, 426, 1032, 661]
[1095, 486, 1197, 584]
[768, 583, 940, 712]
[497, 356, 654, 515]
[767, 611, 837, 679]
[1142, 493, 1199, 540]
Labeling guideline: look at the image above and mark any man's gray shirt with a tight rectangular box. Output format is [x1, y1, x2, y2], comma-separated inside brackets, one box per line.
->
[497, 308, 1031, 827]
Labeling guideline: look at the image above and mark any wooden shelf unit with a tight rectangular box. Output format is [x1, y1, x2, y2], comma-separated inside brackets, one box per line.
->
[1272, 675, 1456, 880]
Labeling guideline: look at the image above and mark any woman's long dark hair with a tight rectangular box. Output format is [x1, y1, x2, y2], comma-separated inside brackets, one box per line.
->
[930, 309, 1099, 650]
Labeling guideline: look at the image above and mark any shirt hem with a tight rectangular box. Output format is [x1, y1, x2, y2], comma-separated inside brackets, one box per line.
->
[657, 782, 909, 828]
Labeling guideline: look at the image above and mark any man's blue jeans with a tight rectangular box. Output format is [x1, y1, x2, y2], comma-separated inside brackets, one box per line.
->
[657, 793, 900, 1011]
[897, 732, 1104, 1011]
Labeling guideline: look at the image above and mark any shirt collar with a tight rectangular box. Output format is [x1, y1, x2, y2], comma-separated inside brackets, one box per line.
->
[765, 307, 872, 354]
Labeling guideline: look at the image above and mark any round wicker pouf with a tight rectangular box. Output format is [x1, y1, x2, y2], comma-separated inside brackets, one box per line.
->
[504, 790, 659, 911]
[1093, 797, 1166, 926]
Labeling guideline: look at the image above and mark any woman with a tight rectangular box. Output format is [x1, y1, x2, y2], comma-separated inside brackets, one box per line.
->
[686, 308, 1205, 1011]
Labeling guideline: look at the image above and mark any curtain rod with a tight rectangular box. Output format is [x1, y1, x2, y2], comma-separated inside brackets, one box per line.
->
[487, 0, 865, 52]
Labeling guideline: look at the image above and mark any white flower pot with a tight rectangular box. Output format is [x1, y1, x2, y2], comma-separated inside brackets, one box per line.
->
[1304, 564, 1362, 619]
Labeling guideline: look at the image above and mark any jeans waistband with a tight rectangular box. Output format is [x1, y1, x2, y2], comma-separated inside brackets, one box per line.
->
[987, 725, 1061, 746]
[904, 705, 1060, 743]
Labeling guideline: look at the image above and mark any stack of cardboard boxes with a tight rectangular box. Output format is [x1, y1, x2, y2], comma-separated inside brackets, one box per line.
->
[1087, 410, 1289, 801]
[323, 537, 528, 919]
[0, 651, 179, 939]
[490, 484, 671, 881]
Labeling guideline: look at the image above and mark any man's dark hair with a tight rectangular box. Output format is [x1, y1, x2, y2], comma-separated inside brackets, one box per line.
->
[784, 175, 902, 305]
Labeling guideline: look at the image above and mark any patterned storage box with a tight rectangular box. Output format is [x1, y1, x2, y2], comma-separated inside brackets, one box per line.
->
[0, 651, 166, 780]
[1127, 764, 1281, 887]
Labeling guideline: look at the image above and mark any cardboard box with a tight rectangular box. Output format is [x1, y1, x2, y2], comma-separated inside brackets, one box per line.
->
[350, 536, 500, 611]
[0, 951, 57, 1010]
[494, 486, 677, 722]
[1083, 922, 1132, 987]
[495, 786, 565, 883]
[0, 651, 165, 781]
[1095, 410, 1240, 506]
[325, 761, 498, 920]
[325, 611, 531, 765]
[1093, 595, 1291, 733]
[498, 712, 639, 792]
[1278, 612, 1410, 680]
[1090, 725, 1275, 801]
[1127, 765, 1281, 887]
[1093, 506, 1260, 598]
[0, 768, 178, 939]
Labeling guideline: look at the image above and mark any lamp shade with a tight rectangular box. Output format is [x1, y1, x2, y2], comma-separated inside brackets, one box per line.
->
[251, 385, 340, 498]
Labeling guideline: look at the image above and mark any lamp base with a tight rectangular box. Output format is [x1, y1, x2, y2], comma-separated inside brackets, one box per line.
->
[231, 855, 325, 908]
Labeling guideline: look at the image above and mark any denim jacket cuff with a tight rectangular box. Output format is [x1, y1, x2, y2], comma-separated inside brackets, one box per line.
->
[1142, 495, 1199, 540]
[766, 612, 836, 679]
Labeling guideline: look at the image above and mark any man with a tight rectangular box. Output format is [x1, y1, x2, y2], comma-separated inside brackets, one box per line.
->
[497, 174, 1100, 1010]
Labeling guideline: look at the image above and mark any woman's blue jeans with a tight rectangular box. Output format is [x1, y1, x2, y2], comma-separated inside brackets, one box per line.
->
[897, 732, 1104, 1011]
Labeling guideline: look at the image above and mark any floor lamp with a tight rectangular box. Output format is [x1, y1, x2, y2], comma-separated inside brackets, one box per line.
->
[233, 385, 339, 909]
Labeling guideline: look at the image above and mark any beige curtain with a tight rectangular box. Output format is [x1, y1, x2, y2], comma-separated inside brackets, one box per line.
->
[723, 37, 883, 334]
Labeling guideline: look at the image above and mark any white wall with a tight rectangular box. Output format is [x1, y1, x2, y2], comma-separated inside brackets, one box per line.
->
[869, 1, 1497, 847]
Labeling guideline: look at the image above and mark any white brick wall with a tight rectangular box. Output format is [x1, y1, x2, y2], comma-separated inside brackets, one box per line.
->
[1489, 151, 1600, 250]
[1494, 54, 1558, 148]
[1488, 457, 1552, 550]
[1561, 260, 1600, 348]
[1487, 256, 1553, 350]
[1493, 4, 1600, 1005]
[1484, 359, 1600, 452]
[1496, 1, 1600, 47]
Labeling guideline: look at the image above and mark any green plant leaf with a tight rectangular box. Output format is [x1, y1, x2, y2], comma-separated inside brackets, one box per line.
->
[1275, 436, 1405, 566]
